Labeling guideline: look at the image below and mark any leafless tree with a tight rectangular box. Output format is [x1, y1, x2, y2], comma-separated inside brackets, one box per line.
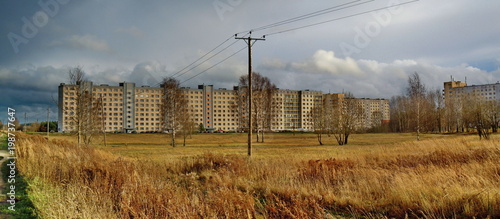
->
[391, 74, 450, 136]
[389, 96, 411, 133]
[488, 100, 500, 133]
[237, 72, 276, 142]
[368, 111, 384, 132]
[69, 66, 85, 85]
[461, 95, 493, 139]
[233, 86, 248, 133]
[331, 93, 364, 145]
[179, 104, 194, 146]
[423, 89, 446, 133]
[310, 104, 327, 145]
[160, 77, 187, 147]
[407, 72, 427, 140]
[81, 96, 104, 145]
[66, 67, 103, 146]
[445, 95, 461, 133]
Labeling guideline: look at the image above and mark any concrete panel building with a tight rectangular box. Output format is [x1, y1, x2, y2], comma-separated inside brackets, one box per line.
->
[58, 81, 390, 133]
[444, 81, 500, 102]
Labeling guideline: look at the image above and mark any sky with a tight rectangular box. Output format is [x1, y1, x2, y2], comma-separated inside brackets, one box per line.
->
[1, 0, 500, 124]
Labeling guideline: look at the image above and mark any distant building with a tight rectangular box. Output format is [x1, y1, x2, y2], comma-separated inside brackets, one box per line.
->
[58, 82, 390, 133]
[358, 97, 391, 127]
[323, 93, 390, 129]
[443, 81, 500, 103]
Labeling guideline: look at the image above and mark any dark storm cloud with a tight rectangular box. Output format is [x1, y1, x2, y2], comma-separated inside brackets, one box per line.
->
[1, 0, 500, 123]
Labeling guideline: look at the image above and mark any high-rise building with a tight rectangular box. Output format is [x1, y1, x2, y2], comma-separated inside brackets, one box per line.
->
[58, 81, 390, 133]
[322, 93, 390, 129]
[443, 81, 500, 103]
[357, 98, 391, 127]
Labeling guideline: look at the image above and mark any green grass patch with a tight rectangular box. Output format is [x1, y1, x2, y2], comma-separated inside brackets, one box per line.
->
[0, 133, 8, 151]
[0, 133, 37, 218]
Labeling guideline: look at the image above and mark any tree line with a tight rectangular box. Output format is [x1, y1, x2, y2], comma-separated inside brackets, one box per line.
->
[390, 72, 499, 140]
[62, 67, 498, 148]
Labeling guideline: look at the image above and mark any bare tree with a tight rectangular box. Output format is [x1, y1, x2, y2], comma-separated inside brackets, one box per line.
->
[66, 67, 103, 146]
[462, 95, 492, 139]
[160, 77, 187, 147]
[461, 94, 500, 140]
[81, 96, 104, 145]
[331, 93, 364, 145]
[369, 111, 384, 132]
[68, 67, 85, 145]
[389, 96, 410, 132]
[423, 89, 446, 133]
[310, 104, 326, 145]
[487, 100, 500, 133]
[233, 86, 248, 133]
[390, 73, 449, 136]
[69, 66, 85, 85]
[407, 72, 427, 140]
[443, 91, 465, 133]
[179, 105, 194, 146]
[237, 72, 276, 142]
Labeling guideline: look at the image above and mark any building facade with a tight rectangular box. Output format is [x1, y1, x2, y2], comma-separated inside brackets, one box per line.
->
[444, 81, 500, 103]
[58, 82, 390, 133]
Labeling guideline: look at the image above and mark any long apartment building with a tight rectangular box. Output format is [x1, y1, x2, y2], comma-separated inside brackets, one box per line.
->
[58, 81, 390, 133]
[444, 80, 500, 103]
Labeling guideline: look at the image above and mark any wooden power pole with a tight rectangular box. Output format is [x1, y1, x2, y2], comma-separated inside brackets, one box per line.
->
[235, 33, 265, 157]
[47, 107, 50, 138]
[100, 94, 107, 147]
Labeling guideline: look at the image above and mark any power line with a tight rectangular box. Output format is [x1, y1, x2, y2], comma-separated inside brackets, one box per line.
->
[235, 0, 374, 35]
[165, 33, 249, 85]
[250, 0, 373, 34]
[264, 0, 419, 36]
[170, 35, 234, 78]
[174, 1, 371, 84]
[180, 46, 247, 84]
[173, 36, 243, 79]
[174, 0, 419, 85]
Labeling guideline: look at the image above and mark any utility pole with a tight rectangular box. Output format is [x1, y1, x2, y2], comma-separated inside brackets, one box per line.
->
[47, 107, 50, 138]
[100, 94, 107, 147]
[235, 33, 265, 157]
[24, 112, 27, 132]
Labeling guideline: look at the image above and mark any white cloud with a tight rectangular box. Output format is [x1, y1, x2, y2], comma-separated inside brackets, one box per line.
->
[129, 61, 166, 86]
[289, 50, 364, 76]
[258, 50, 499, 98]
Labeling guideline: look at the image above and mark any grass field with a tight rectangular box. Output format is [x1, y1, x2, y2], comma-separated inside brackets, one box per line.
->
[15, 132, 500, 218]
[49, 132, 456, 160]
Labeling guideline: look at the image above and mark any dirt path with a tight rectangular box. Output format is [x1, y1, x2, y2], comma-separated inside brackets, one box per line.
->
[0, 150, 10, 197]
[0, 150, 13, 218]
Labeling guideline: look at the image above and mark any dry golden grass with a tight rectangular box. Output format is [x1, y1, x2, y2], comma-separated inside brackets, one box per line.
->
[17, 132, 500, 218]
[49, 132, 455, 160]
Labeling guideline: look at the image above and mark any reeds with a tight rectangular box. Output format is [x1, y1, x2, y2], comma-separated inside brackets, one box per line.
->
[16, 133, 500, 218]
